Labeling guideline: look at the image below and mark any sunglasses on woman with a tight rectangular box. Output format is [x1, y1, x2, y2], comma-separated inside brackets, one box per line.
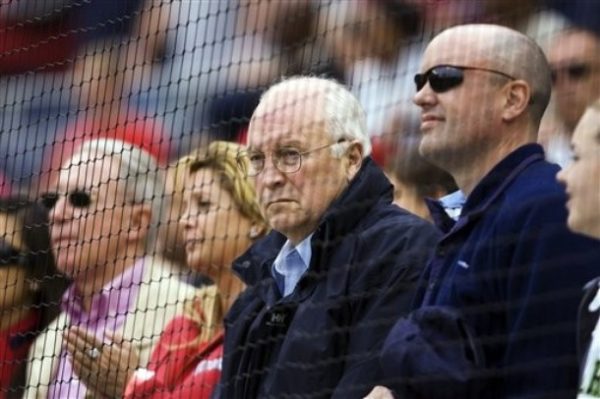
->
[0, 240, 27, 267]
[40, 190, 92, 209]
[414, 65, 516, 93]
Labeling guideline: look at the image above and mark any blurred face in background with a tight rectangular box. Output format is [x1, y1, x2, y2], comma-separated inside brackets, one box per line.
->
[180, 167, 253, 280]
[0, 213, 30, 327]
[320, 0, 401, 66]
[557, 105, 600, 239]
[47, 153, 136, 281]
[548, 30, 600, 130]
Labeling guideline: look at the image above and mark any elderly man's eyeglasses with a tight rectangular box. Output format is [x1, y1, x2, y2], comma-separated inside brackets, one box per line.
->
[550, 63, 593, 84]
[41, 190, 92, 209]
[0, 240, 27, 267]
[238, 140, 346, 177]
[415, 65, 516, 93]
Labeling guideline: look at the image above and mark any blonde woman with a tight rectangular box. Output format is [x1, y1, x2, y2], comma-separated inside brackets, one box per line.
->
[123, 141, 267, 398]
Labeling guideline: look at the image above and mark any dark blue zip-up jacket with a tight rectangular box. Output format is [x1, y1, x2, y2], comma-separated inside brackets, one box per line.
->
[380, 144, 600, 399]
[219, 158, 440, 398]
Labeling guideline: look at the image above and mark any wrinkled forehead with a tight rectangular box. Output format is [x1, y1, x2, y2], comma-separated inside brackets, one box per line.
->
[56, 151, 122, 190]
[248, 89, 329, 149]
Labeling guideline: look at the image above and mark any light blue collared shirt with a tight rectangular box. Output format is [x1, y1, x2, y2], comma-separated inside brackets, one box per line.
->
[439, 190, 466, 221]
[271, 234, 313, 297]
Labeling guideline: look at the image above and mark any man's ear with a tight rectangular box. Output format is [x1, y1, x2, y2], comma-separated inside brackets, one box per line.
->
[127, 204, 152, 242]
[501, 80, 530, 122]
[345, 140, 364, 180]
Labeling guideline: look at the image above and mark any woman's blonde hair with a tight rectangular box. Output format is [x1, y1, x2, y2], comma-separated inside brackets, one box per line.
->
[177, 140, 267, 344]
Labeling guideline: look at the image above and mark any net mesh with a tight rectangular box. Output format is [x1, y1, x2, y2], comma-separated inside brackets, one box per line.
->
[1, 0, 599, 397]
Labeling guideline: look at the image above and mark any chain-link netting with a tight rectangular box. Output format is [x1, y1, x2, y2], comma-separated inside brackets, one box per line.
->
[1, 1, 599, 398]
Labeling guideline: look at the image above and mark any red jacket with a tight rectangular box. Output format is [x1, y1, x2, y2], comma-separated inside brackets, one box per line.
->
[124, 315, 223, 399]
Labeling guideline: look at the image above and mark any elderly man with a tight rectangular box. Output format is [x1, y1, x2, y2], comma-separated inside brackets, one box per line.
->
[218, 77, 439, 398]
[24, 139, 198, 398]
[367, 24, 600, 399]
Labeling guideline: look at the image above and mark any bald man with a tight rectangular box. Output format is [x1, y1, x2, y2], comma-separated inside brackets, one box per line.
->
[367, 24, 600, 399]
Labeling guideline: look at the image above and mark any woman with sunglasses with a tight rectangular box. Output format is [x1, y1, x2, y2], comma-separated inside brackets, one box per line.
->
[67, 141, 267, 398]
[0, 197, 68, 398]
[556, 99, 600, 398]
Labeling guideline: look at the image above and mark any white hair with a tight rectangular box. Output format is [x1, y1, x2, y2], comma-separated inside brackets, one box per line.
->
[260, 76, 372, 157]
[76, 138, 165, 249]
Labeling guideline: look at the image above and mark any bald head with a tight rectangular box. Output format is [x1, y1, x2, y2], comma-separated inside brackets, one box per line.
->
[427, 24, 551, 125]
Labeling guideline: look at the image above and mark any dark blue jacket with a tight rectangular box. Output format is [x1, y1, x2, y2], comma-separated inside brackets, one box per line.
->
[380, 144, 600, 399]
[219, 158, 440, 398]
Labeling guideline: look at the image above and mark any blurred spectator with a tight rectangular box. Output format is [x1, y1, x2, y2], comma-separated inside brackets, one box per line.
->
[477, 0, 568, 47]
[0, 1, 76, 74]
[0, 196, 69, 398]
[319, 0, 423, 137]
[208, 0, 340, 141]
[37, 38, 172, 193]
[542, 27, 600, 166]
[548, 28, 600, 131]
[557, 99, 600, 397]
[377, 113, 457, 220]
[122, 141, 268, 398]
[24, 139, 198, 398]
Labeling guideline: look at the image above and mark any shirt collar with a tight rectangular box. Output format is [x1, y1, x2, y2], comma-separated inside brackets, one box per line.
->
[273, 233, 314, 274]
[61, 258, 146, 325]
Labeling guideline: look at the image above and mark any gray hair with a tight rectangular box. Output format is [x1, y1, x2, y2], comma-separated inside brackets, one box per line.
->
[260, 76, 372, 157]
[77, 138, 165, 249]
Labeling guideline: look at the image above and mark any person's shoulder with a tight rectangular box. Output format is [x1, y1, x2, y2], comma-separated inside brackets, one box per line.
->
[496, 159, 566, 219]
[509, 159, 562, 197]
[357, 202, 440, 244]
[140, 257, 200, 306]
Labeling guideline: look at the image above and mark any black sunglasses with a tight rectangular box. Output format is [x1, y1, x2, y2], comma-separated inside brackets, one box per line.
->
[415, 65, 516, 93]
[550, 63, 591, 84]
[0, 240, 28, 267]
[41, 190, 92, 209]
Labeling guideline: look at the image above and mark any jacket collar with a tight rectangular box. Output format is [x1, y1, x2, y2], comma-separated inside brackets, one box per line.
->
[233, 157, 393, 287]
[461, 144, 545, 220]
[429, 144, 545, 237]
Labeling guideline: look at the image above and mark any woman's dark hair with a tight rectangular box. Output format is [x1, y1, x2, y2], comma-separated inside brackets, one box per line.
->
[0, 196, 69, 397]
[0, 196, 69, 326]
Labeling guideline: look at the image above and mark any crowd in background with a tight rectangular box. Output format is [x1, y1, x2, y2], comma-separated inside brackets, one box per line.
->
[0, 0, 599, 398]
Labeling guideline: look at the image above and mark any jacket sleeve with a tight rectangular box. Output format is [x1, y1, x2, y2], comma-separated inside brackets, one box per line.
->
[332, 220, 440, 398]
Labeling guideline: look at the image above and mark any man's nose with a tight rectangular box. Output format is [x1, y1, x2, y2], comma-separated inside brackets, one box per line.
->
[413, 82, 437, 108]
[258, 158, 286, 189]
[49, 196, 69, 224]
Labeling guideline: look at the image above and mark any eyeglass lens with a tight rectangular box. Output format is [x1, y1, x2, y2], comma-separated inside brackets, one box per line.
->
[41, 190, 92, 209]
[244, 148, 303, 176]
